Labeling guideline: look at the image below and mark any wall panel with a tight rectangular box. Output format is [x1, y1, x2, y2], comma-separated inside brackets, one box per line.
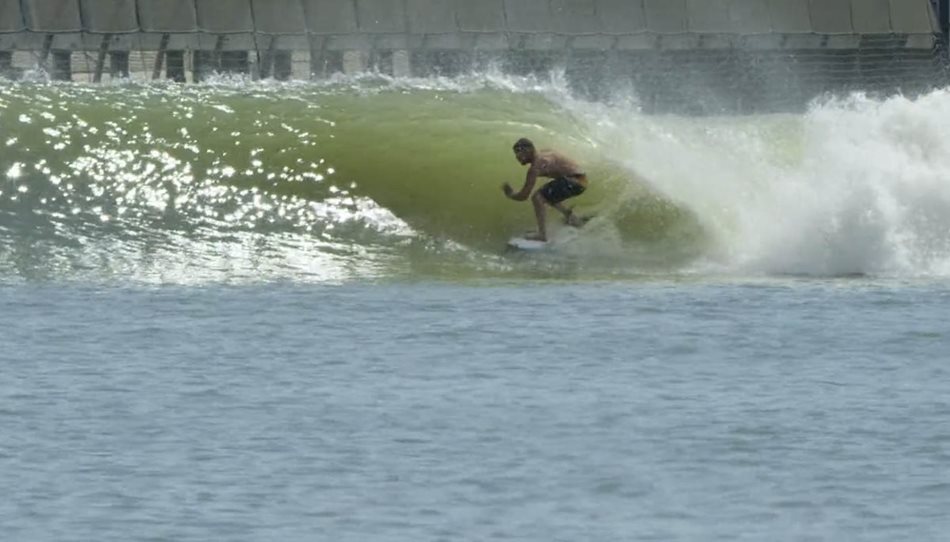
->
[251, 0, 306, 34]
[195, 0, 254, 33]
[0, 0, 26, 32]
[80, 0, 138, 33]
[645, 0, 688, 33]
[23, 0, 82, 32]
[302, 0, 357, 34]
[138, 0, 198, 33]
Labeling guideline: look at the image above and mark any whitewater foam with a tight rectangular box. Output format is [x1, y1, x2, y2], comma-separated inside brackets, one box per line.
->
[550, 84, 950, 277]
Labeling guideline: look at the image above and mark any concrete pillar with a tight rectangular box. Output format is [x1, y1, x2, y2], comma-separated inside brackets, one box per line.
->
[220, 51, 249, 74]
[51, 50, 72, 80]
[940, 0, 949, 40]
[166, 50, 186, 82]
[342, 50, 367, 73]
[392, 50, 410, 77]
[193, 50, 214, 81]
[109, 51, 129, 79]
[309, 46, 342, 77]
[12, 51, 31, 75]
[371, 50, 392, 74]
[504, 50, 555, 76]
[290, 48, 310, 79]
[411, 50, 472, 76]
[0, 51, 11, 77]
[273, 50, 292, 80]
[192, 50, 249, 80]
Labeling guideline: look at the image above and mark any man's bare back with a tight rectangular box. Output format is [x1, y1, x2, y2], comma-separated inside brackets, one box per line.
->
[530, 151, 585, 181]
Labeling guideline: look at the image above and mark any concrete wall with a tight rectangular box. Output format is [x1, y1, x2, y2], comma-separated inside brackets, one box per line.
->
[0, 0, 940, 51]
[0, 0, 943, 113]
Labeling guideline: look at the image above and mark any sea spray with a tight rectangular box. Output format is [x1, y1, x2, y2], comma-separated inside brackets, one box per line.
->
[552, 85, 950, 277]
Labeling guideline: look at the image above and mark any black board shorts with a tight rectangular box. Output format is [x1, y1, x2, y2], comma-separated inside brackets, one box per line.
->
[539, 175, 587, 204]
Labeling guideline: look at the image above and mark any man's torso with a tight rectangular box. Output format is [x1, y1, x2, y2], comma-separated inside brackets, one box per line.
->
[533, 151, 587, 186]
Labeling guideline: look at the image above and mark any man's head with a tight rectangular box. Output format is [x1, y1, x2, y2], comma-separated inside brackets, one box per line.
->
[513, 138, 535, 165]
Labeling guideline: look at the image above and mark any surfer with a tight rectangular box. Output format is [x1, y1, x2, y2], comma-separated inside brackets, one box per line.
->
[502, 138, 588, 242]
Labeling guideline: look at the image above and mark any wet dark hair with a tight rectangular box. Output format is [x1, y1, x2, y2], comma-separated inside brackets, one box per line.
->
[513, 138, 534, 151]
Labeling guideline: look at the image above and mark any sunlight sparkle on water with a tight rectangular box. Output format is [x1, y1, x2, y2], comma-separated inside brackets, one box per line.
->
[6, 162, 23, 179]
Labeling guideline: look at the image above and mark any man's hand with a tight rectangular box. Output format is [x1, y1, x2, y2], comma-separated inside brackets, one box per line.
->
[502, 183, 514, 198]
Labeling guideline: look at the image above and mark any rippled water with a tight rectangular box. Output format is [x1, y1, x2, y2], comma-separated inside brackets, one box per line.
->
[4, 76, 950, 540]
[3, 280, 950, 541]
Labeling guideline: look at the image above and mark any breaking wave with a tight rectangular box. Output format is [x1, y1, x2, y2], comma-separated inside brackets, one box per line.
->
[1, 72, 949, 282]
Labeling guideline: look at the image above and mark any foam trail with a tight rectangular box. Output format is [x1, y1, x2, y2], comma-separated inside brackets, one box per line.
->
[746, 91, 950, 276]
[556, 87, 950, 277]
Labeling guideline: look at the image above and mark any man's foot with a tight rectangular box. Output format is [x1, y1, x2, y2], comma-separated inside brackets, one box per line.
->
[564, 209, 588, 228]
[523, 231, 547, 242]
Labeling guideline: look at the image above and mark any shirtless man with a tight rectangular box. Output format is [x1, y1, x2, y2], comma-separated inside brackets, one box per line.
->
[502, 138, 588, 242]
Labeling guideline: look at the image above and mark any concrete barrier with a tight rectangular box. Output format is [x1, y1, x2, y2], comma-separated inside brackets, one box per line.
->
[138, 0, 197, 32]
[80, 0, 138, 33]
[356, 0, 407, 34]
[252, 0, 307, 35]
[550, 0, 601, 34]
[457, 1, 506, 33]
[810, 0, 853, 34]
[0, 0, 942, 106]
[1, 0, 26, 33]
[646, 0, 689, 33]
[497, 0, 608, 36]
[406, 0, 457, 35]
[195, 0, 254, 33]
[2, 0, 940, 39]
[730, 0, 773, 34]
[598, 0, 648, 34]
[689, 0, 734, 34]
[854, 0, 893, 33]
[893, 0, 940, 32]
[770, 0, 813, 33]
[303, 0, 357, 34]
[23, 0, 82, 32]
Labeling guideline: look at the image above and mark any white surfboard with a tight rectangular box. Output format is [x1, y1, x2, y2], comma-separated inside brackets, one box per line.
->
[507, 236, 548, 251]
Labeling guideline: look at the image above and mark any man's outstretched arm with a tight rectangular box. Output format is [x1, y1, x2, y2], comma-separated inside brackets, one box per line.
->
[503, 168, 538, 201]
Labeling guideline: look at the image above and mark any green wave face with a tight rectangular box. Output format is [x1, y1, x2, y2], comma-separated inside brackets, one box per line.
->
[0, 79, 707, 283]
